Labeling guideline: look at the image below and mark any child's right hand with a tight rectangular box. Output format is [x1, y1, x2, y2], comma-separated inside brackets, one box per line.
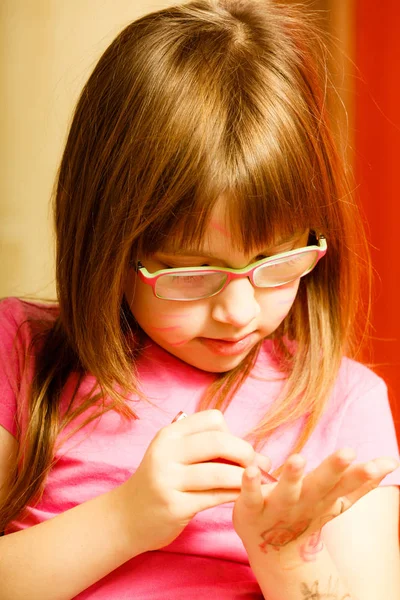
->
[116, 409, 270, 554]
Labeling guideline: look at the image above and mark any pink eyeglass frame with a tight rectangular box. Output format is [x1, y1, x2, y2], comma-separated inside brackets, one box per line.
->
[135, 234, 327, 300]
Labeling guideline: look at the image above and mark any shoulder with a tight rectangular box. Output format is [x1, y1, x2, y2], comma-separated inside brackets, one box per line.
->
[0, 298, 59, 438]
[324, 357, 390, 424]
[335, 356, 387, 400]
[0, 297, 59, 367]
[332, 359, 400, 488]
[327, 358, 398, 459]
[0, 296, 58, 333]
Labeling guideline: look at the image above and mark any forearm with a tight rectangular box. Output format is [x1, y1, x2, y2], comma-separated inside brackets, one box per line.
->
[245, 539, 354, 600]
[0, 486, 139, 600]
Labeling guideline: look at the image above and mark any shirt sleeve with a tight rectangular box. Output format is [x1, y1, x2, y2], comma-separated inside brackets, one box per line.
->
[0, 298, 27, 438]
[334, 374, 400, 486]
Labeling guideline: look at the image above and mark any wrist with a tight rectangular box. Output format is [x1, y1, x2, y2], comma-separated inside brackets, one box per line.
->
[244, 540, 353, 600]
[106, 482, 147, 560]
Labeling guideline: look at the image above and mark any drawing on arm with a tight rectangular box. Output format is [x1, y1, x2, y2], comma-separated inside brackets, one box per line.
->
[301, 578, 352, 599]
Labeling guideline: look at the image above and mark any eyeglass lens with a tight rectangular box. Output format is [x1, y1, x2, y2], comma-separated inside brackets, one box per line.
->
[156, 271, 226, 300]
[253, 250, 318, 287]
[155, 248, 318, 300]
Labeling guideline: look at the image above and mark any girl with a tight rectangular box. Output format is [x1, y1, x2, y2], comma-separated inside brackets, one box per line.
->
[0, 1, 399, 598]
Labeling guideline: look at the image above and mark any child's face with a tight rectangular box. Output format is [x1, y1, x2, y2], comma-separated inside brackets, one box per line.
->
[125, 206, 307, 373]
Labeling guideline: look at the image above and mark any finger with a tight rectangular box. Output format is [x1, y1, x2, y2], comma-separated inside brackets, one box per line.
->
[271, 454, 305, 505]
[179, 462, 245, 491]
[180, 430, 256, 467]
[364, 457, 399, 478]
[186, 489, 241, 513]
[323, 457, 399, 508]
[169, 409, 230, 435]
[302, 448, 356, 502]
[238, 466, 264, 510]
[332, 458, 399, 507]
[210, 455, 274, 485]
[180, 461, 275, 493]
[211, 453, 271, 471]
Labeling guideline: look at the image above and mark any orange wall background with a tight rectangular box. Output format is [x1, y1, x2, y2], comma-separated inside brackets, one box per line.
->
[354, 1, 400, 440]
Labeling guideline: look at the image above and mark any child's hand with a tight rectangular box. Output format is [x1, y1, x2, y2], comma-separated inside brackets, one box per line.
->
[232, 449, 398, 562]
[117, 410, 270, 555]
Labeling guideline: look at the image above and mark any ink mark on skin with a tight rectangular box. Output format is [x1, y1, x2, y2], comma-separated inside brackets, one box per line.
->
[209, 219, 231, 238]
[276, 295, 296, 306]
[300, 578, 352, 599]
[168, 339, 189, 347]
[260, 510, 338, 559]
[298, 511, 338, 562]
[299, 530, 324, 562]
[259, 519, 311, 554]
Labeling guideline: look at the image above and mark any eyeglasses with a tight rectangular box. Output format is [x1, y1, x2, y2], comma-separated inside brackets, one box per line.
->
[135, 234, 327, 301]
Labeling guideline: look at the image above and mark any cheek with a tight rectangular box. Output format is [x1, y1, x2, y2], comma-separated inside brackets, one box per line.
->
[129, 283, 203, 338]
[145, 311, 189, 333]
[259, 281, 300, 321]
[124, 272, 201, 341]
[275, 281, 300, 315]
[141, 305, 204, 346]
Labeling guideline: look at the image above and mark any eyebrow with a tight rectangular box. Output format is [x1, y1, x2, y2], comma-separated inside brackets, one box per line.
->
[158, 233, 304, 259]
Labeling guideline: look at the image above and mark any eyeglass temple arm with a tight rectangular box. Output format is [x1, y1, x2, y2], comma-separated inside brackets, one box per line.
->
[134, 261, 144, 272]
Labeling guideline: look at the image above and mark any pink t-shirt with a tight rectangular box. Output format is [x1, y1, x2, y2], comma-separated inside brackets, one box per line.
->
[1, 297, 399, 599]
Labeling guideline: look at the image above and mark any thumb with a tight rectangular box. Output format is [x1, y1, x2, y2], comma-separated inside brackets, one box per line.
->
[239, 465, 263, 510]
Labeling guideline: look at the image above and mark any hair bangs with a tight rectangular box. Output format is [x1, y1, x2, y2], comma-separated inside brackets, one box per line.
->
[222, 155, 325, 255]
[136, 99, 328, 259]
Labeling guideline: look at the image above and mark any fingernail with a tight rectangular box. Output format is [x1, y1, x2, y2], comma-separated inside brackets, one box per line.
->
[246, 466, 260, 480]
[337, 448, 356, 463]
[289, 455, 305, 471]
[387, 460, 400, 472]
[364, 462, 379, 478]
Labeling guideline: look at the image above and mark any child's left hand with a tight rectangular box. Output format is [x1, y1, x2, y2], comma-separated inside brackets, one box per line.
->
[233, 449, 398, 560]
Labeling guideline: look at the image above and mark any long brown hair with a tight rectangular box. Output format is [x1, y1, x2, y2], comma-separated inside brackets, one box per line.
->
[1, 0, 370, 531]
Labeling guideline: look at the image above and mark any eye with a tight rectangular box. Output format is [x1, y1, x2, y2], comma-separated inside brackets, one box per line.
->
[165, 263, 211, 269]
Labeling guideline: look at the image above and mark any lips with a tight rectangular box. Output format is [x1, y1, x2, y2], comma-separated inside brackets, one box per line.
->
[214, 335, 252, 343]
[198, 332, 258, 356]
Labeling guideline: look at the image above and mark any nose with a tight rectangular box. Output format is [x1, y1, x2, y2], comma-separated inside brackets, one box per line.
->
[210, 277, 261, 327]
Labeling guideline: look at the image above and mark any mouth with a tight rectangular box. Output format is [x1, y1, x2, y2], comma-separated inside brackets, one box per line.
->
[214, 335, 252, 343]
[198, 332, 258, 356]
